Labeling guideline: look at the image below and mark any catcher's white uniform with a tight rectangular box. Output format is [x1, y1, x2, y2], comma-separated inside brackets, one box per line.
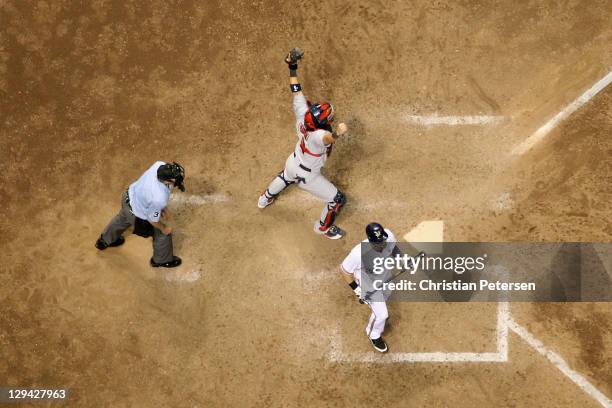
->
[258, 94, 344, 238]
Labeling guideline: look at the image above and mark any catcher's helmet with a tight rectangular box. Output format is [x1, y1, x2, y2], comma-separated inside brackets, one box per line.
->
[157, 161, 185, 192]
[304, 102, 334, 130]
[366, 222, 388, 243]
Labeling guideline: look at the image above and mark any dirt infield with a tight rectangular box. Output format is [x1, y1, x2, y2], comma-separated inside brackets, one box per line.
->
[1, 1, 611, 407]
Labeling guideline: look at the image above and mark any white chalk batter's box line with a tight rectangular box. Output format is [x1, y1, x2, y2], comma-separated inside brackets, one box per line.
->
[328, 301, 612, 407]
[328, 302, 509, 364]
[170, 193, 230, 205]
[404, 115, 506, 126]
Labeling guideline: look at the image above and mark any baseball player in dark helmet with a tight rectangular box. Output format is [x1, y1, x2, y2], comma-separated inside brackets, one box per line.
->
[340, 222, 399, 353]
[95, 161, 184, 268]
[366, 222, 389, 249]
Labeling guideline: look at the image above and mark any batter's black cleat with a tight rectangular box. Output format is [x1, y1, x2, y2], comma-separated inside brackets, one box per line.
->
[95, 235, 125, 250]
[370, 337, 388, 353]
[150, 256, 182, 268]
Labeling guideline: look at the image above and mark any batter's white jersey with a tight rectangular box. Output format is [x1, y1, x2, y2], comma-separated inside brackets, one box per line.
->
[292, 94, 331, 173]
[128, 161, 171, 222]
[341, 229, 397, 286]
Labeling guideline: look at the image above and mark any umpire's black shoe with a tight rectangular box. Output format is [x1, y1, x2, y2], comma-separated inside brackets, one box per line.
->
[95, 235, 125, 250]
[150, 256, 182, 268]
[370, 337, 388, 353]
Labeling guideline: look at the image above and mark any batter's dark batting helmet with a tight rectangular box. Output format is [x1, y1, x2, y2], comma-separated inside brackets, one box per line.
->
[157, 161, 185, 192]
[304, 102, 334, 130]
[366, 222, 388, 243]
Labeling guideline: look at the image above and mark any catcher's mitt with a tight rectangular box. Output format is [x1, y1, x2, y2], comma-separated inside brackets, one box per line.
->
[285, 47, 304, 65]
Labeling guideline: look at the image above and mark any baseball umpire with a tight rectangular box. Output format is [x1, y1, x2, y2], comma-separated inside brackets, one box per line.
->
[95, 161, 184, 268]
[257, 48, 349, 240]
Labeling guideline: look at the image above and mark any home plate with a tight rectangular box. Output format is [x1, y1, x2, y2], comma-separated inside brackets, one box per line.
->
[403, 220, 444, 254]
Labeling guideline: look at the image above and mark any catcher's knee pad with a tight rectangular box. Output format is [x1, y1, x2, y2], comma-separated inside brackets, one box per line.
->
[320, 190, 346, 230]
[333, 190, 347, 208]
[267, 170, 294, 198]
[277, 170, 294, 188]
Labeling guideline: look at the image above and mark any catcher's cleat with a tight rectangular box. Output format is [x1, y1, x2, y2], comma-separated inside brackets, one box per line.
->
[369, 337, 388, 353]
[257, 193, 275, 209]
[150, 256, 182, 268]
[95, 235, 125, 250]
[315, 224, 345, 240]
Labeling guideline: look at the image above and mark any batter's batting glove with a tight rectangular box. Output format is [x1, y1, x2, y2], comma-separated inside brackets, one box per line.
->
[354, 286, 370, 304]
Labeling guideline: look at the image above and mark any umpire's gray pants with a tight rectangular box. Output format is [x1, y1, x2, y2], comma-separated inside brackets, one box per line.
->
[100, 191, 174, 264]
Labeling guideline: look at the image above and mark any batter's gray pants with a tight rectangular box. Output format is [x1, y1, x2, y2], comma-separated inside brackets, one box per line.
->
[100, 191, 174, 264]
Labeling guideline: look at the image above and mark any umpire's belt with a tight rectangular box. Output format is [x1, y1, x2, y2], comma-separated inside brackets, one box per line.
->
[293, 152, 311, 172]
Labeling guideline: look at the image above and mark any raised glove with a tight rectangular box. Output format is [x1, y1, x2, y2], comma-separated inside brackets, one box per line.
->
[285, 47, 304, 69]
[286, 47, 304, 64]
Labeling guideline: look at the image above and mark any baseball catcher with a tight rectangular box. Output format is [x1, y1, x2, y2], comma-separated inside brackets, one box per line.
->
[257, 48, 349, 239]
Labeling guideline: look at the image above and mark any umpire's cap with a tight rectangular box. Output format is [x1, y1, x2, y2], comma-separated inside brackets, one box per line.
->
[157, 162, 185, 192]
[366, 222, 388, 243]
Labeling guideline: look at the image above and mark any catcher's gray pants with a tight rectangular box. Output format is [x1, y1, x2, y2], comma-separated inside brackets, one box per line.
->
[265, 154, 341, 231]
[100, 191, 174, 264]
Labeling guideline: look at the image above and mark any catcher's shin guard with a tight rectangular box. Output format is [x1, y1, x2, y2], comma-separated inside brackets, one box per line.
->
[317, 190, 346, 231]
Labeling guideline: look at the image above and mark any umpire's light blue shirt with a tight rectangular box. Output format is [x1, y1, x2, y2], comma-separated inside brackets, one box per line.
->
[128, 161, 171, 222]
